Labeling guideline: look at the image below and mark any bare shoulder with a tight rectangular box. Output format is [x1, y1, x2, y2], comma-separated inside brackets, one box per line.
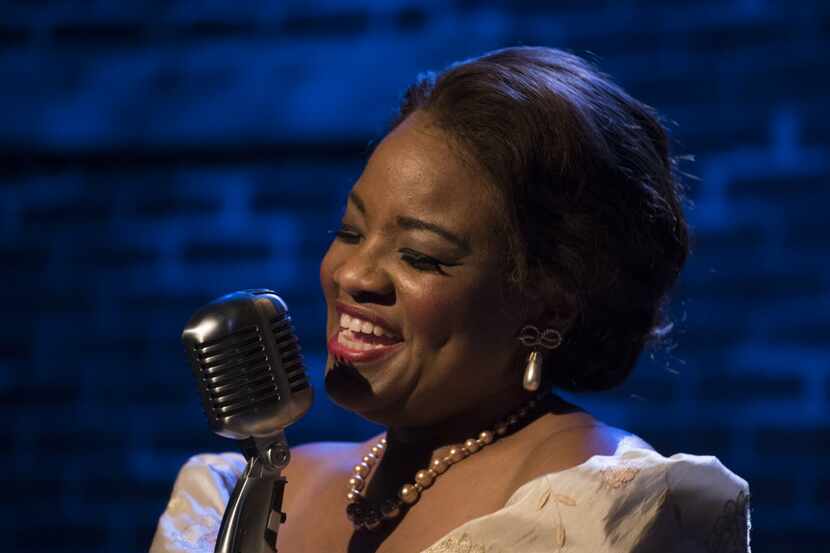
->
[285, 440, 361, 480]
[283, 431, 386, 490]
[512, 419, 653, 487]
[283, 436, 378, 513]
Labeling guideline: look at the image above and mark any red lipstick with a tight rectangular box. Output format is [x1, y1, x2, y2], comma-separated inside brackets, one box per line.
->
[328, 302, 403, 365]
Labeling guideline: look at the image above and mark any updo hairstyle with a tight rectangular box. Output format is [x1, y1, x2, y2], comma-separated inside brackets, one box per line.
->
[388, 46, 690, 391]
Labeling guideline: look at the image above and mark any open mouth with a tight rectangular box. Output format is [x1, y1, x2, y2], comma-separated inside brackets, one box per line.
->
[327, 312, 404, 364]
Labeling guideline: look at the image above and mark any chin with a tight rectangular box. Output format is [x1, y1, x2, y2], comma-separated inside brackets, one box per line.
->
[323, 358, 418, 427]
[324, 359, 374, 407]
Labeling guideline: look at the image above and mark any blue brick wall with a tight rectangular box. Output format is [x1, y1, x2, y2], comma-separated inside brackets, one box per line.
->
[2, 1, 828, 551]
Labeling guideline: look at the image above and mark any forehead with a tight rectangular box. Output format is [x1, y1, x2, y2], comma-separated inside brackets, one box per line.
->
[351, 112, 499, 238]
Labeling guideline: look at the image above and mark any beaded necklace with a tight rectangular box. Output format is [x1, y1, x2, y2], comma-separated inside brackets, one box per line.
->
[345, 391, 550, 531]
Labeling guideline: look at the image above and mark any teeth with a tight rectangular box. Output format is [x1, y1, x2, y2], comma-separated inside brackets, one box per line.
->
[337, 329, 384, 351]
[338, 312, 396, 338]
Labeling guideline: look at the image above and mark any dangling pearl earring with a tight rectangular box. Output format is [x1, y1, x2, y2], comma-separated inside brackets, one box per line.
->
[518, 325, 563, 392]
[523, 350, 544, 391]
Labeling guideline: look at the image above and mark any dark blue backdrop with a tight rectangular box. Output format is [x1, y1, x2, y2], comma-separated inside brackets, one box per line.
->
[2, 1, 828, 551]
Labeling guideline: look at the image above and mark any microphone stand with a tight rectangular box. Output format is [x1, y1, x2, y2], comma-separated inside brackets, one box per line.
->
[215, 433, 291, 553]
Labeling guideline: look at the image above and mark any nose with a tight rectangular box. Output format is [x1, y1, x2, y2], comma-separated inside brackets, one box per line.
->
[333, 248, 395, 306]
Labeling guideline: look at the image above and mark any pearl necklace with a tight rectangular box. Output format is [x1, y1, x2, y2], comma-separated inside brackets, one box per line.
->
[345, 391, 549, 531]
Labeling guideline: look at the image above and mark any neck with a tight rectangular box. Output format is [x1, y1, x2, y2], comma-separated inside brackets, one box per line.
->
[366, 389, 576, 492]
[355, 389, 584, 513]
[387, 387, 533, 458]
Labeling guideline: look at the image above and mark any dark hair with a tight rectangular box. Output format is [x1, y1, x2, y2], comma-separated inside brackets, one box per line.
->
[387, 46, 690, 392]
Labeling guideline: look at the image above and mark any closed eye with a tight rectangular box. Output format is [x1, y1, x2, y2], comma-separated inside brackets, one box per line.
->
[330, 226, 361, 244]
[399, 248, 458, 276]
[330, 227, 459, 276]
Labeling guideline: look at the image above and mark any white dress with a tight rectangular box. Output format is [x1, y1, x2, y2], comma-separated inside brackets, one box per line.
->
[149, 437, 751, 552]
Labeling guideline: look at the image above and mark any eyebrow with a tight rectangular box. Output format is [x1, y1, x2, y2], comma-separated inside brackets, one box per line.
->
[348, 190, 367, 214]
[348, 191, 471, 254]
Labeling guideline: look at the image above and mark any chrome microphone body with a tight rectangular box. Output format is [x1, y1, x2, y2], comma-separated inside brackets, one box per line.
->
[182, 289, 313, 553]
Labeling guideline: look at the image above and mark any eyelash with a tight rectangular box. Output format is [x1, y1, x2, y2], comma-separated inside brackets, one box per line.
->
[330, 228, 360, 244]
[329, 228, 451, 275]
[399, 249, 448, 275]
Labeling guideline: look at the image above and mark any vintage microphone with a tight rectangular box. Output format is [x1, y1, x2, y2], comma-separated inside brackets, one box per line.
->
[181, 289, 314, 553]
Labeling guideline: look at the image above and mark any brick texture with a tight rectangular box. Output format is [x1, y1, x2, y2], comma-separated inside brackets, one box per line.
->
[2, 1, 828, 551]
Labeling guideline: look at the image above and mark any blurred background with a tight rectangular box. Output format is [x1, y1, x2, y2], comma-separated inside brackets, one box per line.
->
[1, 0, 827, 551]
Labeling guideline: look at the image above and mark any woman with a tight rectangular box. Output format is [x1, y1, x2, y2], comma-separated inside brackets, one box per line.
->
[151, 46, 750, 552]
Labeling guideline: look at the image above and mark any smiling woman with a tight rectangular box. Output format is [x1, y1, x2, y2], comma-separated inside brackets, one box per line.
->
[151, 46, 750, 553]
[321, 110, 533, 431]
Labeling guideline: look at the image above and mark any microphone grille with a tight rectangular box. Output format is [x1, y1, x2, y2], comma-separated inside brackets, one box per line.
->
[182, 290, 313, 439]
[271, 314, 310, 394]
[193, 323, 279, 418]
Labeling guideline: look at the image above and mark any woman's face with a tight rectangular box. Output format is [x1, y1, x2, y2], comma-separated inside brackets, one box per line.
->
[320, 111, 530, 427]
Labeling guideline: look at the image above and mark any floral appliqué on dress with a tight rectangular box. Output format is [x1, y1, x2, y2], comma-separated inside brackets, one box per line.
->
[423, 532, 492, 553]
[599, 465, 640, 490]
[537, 487, 578, 549]
[160, 496, 221, 552]
[705, 490, 750, 553]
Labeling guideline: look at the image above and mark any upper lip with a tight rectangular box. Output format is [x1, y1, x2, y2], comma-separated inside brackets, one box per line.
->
[335, 301, 402, 338]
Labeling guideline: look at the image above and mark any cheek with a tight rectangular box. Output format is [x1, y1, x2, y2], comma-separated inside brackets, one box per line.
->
[319, 244, 339, 299]
[402, 274, 511, 351]
[404, 283, 452, 344]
